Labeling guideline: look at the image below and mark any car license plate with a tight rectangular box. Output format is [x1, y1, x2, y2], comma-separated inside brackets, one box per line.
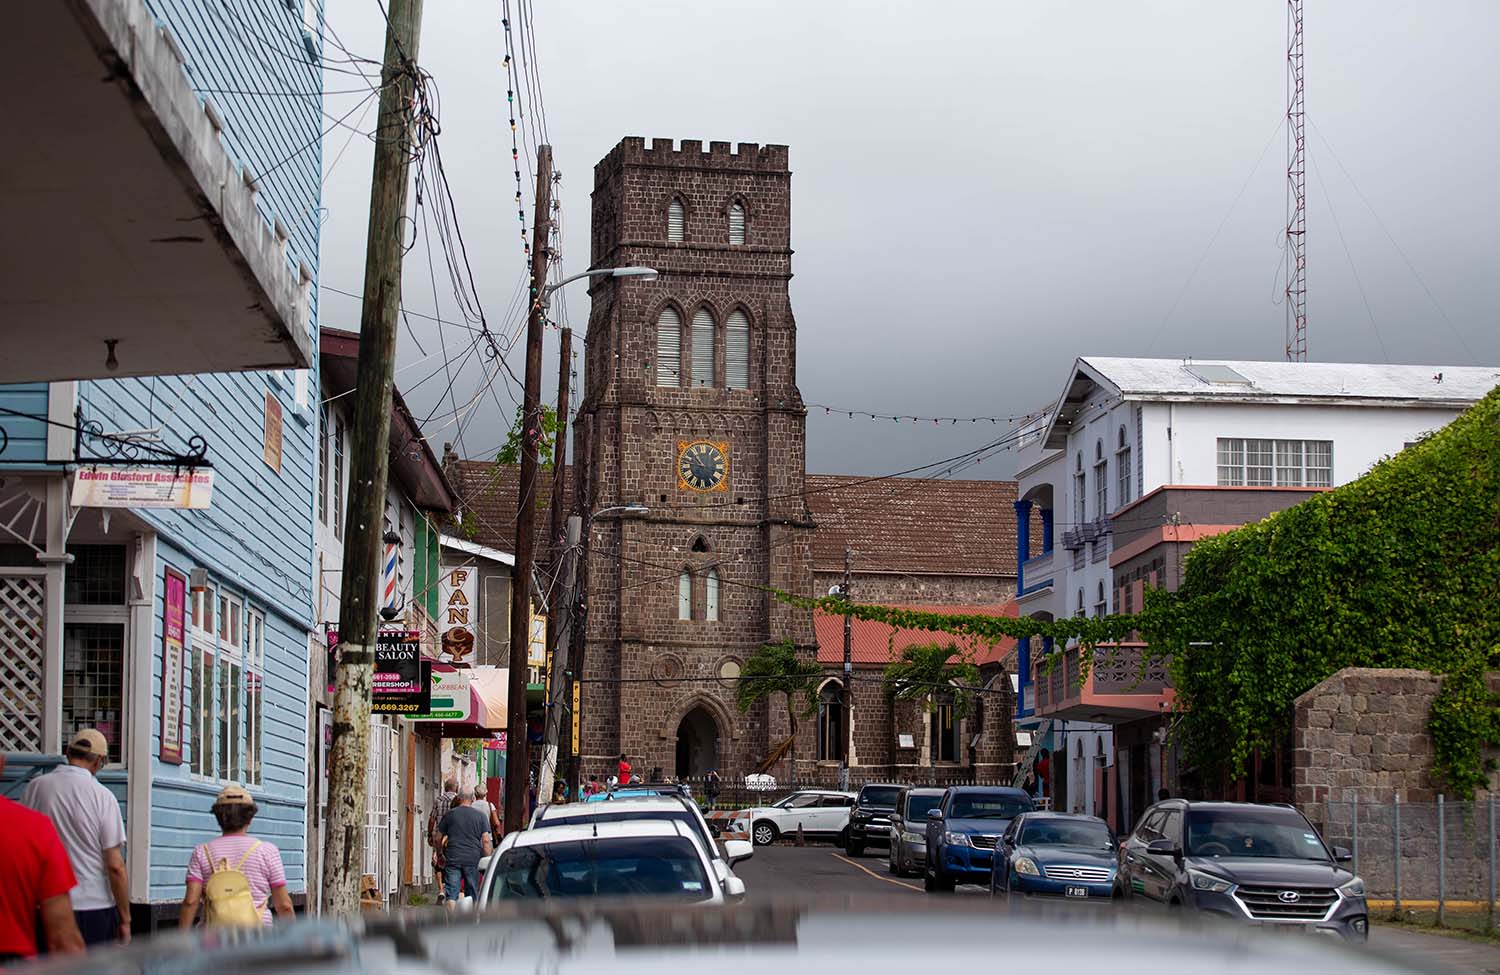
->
[1065, 886, 1089, 898]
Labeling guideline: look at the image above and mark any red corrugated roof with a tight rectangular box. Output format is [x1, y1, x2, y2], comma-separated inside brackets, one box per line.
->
[814, 602, 1018, 669]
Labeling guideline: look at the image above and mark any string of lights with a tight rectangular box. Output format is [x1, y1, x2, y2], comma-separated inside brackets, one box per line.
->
[809, 404, 1050, 427]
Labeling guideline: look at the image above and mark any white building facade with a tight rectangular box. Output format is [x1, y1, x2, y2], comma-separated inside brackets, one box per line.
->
[1013, 357, 1499, 825]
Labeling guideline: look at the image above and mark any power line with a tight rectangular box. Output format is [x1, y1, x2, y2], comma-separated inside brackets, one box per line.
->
[1310, 152, 1390, 362]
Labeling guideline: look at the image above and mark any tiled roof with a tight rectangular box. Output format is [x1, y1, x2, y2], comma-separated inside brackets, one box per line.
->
[805, 474, 1018, 578]
[443, 459, 574, 558]
[814, 603, 1018, 669]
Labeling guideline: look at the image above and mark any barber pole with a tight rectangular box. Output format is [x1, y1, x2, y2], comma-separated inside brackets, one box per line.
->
[381, 535, 398, 612]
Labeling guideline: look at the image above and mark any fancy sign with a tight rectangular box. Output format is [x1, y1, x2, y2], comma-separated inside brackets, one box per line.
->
[438, 565, 478, 662]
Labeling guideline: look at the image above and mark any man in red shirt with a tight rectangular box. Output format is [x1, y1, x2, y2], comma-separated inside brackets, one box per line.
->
[0, 754, 85, 961]
[617, 753, 632, 784]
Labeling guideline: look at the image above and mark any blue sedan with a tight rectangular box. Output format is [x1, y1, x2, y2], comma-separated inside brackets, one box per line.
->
[990, 812, 1120, 902]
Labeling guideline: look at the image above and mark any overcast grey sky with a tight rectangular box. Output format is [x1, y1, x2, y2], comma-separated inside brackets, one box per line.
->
[317, 0, 1499, 479]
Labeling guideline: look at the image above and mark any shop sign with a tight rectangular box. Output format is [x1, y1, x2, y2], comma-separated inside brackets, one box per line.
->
[159, 568, 187, 764]
[325, 628, 429, 714]
[408, 667, 472, 722]
[438, 566, 478, 662]
[263, 392, 283, 472]
[72, 466, 214, 509]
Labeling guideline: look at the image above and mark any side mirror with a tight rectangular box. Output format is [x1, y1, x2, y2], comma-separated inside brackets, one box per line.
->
[927, 808, 945, 821]
[723, 839, 754, 865]
[723, 876, 747, 899]
[1333, 846, 1353, 863]
[1145, 838, 1181, 858]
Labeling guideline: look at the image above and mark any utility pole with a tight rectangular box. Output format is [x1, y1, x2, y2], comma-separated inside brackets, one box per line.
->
[537, 326, 572, 801]
[841, 546, 853, 791]
[505, 144, 553, 834]
[321, 0, 423, 916]
[539, 515, 580, 801]
[565, 413, 593, 799]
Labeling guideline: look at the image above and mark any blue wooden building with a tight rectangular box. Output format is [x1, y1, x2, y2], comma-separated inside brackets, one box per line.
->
[0, 0, 324, 925]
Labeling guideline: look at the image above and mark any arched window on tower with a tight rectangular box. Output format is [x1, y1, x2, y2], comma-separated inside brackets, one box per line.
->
[667, 199, 685, 242]
[725, 310, 750, 389]
[656, 307, 682, 387]
[706, 568, 720, 621]
[678, 570, 692, 620]
[691, 308, 715, 387]
[728, 202, 746, 244]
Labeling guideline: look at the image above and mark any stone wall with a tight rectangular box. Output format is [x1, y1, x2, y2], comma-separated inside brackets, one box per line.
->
[1293, 667, 1500, 805]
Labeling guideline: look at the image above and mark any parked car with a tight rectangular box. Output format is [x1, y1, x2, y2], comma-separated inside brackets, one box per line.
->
[528, 794, 753, 896]
[476, 819, 740, 907]
[845, 783, 903, 856]
[924, 786, 1034, 891]
[729, 789, 857, 846]
[1117, 799, 1368, 941]
[584, 782, 692, 802]
[887, 787, 945, 877]
[990, 812, 1118, 902]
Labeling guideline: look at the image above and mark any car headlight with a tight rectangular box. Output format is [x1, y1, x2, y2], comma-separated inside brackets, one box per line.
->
[1339, 877, 1366, 898]
[1188, 868, 1234, 894]
[943, 832, 971, 847]
[1014, 856, 1041, 877]
[902, 831, 924, 843]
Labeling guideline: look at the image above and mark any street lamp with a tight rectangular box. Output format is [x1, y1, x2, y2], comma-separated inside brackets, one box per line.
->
[541, 267, 657, 309]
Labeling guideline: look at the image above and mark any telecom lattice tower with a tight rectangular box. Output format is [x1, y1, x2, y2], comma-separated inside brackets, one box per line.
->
[1284, 0, 1308, 362]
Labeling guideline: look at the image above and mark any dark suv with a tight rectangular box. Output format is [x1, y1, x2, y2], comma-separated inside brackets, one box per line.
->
[1118, 800, 1368, 941]
[846, 783, 902, 856]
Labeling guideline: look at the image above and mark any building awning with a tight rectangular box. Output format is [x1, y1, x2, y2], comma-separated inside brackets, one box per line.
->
[1, 0, 312, 382]
[410, 665, 509, 737]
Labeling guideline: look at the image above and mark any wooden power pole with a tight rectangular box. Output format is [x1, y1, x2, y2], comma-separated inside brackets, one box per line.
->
[505, 144, 553, 832]
[841, 546, 853, 791]
[321, 0, 424, 916]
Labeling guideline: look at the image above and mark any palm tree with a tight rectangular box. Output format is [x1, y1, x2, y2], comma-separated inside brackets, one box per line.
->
[882, 642, 980, 716]
[736, 639, 823, 771]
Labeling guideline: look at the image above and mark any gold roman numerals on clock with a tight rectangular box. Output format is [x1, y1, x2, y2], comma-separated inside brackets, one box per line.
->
[677, 440, 729, 492]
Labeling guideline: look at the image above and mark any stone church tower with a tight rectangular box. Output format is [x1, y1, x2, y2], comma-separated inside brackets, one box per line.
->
[573, 137, 816, 779]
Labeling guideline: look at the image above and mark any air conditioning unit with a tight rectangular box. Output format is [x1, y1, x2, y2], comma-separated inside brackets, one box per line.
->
[1061, 530, 1083, 551]
[1093, 517, 1113, 535]
[1079, 522, 1100, 543]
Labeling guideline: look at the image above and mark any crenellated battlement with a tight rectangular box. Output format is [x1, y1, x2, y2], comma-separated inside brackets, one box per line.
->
[595, 137, 789, 185]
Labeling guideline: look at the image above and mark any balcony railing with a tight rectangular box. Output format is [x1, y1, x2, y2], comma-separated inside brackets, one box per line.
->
[1019, 549, 1054, 594]
[1032, 643, 1173, 720]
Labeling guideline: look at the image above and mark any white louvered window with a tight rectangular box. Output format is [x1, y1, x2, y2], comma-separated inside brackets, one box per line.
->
[691, 308, 715, 387]
[678, 571, 692, 620]
[656, 308, 682, 387]
[728, 203, 746, 244]
[667, 200, 685, 242]
[1116, 426, 1132, 506]
[706, 568, 720, 621]
[725, 310, 749, 389]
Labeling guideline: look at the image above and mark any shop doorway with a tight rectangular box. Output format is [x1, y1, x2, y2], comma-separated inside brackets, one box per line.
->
[674, 706, 719, 778]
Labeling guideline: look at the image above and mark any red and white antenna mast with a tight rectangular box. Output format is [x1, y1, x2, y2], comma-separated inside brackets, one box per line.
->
[1284, 0, 1308, 361]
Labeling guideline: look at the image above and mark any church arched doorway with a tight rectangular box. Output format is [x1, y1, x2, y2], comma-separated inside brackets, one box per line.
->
[675, 706, 720, 778]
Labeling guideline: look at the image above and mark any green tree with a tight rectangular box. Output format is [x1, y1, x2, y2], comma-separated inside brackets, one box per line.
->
[496, 404, 560, 468]
[882, 643, 981, 717]
[736, 639, 823, 760]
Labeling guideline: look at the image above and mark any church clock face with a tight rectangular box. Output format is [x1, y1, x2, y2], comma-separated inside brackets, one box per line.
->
[677, 440, 729, 492]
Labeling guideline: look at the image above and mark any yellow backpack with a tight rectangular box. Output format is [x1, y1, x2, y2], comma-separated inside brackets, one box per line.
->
[200, 840, 266, 928]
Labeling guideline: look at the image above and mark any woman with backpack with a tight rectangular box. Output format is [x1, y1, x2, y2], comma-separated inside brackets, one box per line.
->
[178, 785, 294, 929]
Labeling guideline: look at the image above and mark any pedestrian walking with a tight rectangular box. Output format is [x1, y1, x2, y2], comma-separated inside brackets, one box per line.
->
[178, 785, 293, 928]
[437, 791, 492, 905]
[427, 777, 459, 900]
[22, 729, 130, 947]
[705, 768, 722, 808]
[1035, 748, 1051, 800]
[0, 753, 84, 961]
[471, 787, 501, 842]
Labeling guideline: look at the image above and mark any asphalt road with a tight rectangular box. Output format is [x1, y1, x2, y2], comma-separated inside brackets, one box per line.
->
[734, 843, 1500, 973]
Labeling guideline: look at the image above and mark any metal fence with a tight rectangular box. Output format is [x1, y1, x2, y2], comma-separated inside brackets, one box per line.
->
[1314, 796, 1499, 924]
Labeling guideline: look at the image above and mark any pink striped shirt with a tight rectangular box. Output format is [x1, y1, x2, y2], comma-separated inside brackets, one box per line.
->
[187, 834, 287, 926]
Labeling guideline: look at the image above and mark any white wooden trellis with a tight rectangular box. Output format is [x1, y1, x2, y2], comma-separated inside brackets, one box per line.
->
[0, 571, 46, 752]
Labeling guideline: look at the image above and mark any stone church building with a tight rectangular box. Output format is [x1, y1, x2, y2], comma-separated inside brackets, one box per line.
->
[447, 137, 1021, 784]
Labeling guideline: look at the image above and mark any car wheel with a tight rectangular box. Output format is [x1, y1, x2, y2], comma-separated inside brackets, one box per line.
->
[923, 864, 939, 892]
[752, 821, 779, 847]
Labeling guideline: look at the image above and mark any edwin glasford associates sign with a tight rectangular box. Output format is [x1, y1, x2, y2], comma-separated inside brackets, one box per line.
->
[72, 465, 214, 509]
